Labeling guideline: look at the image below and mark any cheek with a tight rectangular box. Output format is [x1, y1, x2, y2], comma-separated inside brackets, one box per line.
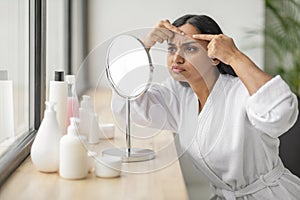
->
[167, 55, 173, 69]
[167, 52, 213, 71]
[167, 55, 172, 68]
[186, 54, 212, 70]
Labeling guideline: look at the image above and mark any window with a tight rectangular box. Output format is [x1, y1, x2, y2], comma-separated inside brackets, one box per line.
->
[0, 0, 29, 154]
[0, 0, 45, 185]
[0, 0, 87, 185]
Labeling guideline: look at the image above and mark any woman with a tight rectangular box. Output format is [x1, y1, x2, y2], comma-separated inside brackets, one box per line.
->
[113, 15, 300, 199]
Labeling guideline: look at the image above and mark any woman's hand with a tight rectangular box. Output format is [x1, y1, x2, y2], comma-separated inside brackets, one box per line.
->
[143, 20, 184, 50]
[192, 34, 241, 66]
[193, 33, 272, 95]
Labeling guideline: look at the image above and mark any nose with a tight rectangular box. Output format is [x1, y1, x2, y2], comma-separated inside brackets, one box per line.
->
[173, 52, 184, 64]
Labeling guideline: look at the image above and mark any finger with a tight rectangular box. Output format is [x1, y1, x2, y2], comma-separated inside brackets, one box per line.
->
[155, 28, 172, 40]
[158, 27, 173, 38]
[160, 20, 184, 35]
[207, 39, 214, 50]
[151, 34, 164, 44]
[192, 34, 216, 41]
[152, 29, 170, 43]
[211, 58, 220, 66]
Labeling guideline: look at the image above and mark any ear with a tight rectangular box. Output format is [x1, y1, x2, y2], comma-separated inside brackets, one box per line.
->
[211, 58, 220, 66]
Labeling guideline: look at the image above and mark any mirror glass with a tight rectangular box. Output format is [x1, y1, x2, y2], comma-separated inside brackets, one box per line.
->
[106, 34, 153, 99]
[104, 34, 155, 162]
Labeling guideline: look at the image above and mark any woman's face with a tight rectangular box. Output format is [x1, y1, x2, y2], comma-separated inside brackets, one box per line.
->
[167, 23, 216, 83]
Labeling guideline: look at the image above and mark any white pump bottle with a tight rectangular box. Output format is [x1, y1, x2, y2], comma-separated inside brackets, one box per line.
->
[59, 117, 89, 179]
[31, 101, 63, 172]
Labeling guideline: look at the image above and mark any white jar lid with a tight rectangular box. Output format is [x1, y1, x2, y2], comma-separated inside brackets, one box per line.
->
[99, 123, 115, 139]
[95, 156, 122, 178]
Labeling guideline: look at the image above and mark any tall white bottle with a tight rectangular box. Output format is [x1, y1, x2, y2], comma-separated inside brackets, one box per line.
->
[88, 113, 100, 144]
[59, 117, 88, 179]
[49, 71, 68, 134]
[31, 101, 63, 172]
[79, 95, 93, 138]
[0, 70, 14, 143]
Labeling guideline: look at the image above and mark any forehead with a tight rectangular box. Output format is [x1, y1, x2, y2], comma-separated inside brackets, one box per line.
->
[168, 23, 206, 46]
[168, 34, 196, 45]
[179, 23, 200, 35]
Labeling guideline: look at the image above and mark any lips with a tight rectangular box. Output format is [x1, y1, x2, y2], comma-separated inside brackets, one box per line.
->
[172, 66, 185, 73]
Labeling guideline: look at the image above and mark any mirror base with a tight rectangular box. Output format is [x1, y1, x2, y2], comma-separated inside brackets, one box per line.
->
[102, 148, 155, 162]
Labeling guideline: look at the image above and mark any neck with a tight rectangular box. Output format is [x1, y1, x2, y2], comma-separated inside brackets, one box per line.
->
[189, 69, 219, 112]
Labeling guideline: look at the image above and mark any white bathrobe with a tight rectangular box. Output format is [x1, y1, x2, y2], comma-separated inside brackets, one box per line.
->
[112, 74, 300, 200]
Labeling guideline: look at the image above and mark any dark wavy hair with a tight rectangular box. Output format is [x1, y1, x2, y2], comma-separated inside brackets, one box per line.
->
[172, 14, 237, 77]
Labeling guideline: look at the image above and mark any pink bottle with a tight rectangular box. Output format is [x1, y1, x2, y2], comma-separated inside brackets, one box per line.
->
[65, 75, 79, 132]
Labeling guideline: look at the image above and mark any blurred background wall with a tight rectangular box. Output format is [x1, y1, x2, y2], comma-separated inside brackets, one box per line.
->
[86, 0, 265, 90]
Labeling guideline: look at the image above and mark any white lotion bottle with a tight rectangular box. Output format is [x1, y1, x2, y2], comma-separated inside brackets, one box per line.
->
[0, 70, 14, 143]
[31, 101, 63, 172]
[59, 117, 89, 179]
[79, 95, 93, 138]
[49, 71, 68, 134]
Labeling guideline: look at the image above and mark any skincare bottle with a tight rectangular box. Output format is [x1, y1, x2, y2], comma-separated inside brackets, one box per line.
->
[59, 117, 89, 179]
[0, 70, 14, 143]
[65, 75, 79, 132]
[88, 113, 100, 144]
[49, 71, 68, 134]
[31, 101, 63, 172]
[79, 95, 93, 138]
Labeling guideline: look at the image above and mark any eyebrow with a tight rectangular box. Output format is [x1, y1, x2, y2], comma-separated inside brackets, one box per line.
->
[167, 41, 198, 46]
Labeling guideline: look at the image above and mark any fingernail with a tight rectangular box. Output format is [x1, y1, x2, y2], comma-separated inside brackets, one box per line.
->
[181, 31, 185, 35]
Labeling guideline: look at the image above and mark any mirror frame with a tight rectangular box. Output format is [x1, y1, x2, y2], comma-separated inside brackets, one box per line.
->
[105, 34, 154, 100]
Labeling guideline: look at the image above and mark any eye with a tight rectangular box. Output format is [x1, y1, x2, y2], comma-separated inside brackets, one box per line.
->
[184, 46, 198, 54]
[168, 46, 177, 54]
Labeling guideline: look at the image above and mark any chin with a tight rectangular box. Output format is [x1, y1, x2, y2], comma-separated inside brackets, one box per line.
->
[170, 72, 187, 82]
[174, 77, 188, 82]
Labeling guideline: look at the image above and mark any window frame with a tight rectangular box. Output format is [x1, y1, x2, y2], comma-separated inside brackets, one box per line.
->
[0, 0, 46, 185]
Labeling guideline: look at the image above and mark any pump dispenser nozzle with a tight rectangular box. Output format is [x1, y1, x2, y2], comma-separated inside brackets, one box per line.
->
[68, 117, 80, 135]
[70, 117, 79, 126]
[65, 75, 75, 85]
[81, 95, 93, 111]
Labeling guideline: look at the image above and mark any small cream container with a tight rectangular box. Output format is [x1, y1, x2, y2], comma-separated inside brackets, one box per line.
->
[87, 151, 97, 172]
[99, 123, 115, 139]
[95, 156, 121, 178]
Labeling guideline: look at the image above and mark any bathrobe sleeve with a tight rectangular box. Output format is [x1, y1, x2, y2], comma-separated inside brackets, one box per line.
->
[111, 80, 181, 132]
[246, 75, 299, 138]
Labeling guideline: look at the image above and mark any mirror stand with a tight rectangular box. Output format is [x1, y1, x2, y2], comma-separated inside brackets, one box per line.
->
[102, 98, 155, 162]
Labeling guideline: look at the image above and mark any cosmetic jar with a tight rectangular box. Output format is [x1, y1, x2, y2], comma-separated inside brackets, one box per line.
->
[95, 156, 121, 178]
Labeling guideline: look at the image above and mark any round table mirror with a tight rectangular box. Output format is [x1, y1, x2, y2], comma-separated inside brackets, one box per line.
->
[103, 34, 155, 162]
